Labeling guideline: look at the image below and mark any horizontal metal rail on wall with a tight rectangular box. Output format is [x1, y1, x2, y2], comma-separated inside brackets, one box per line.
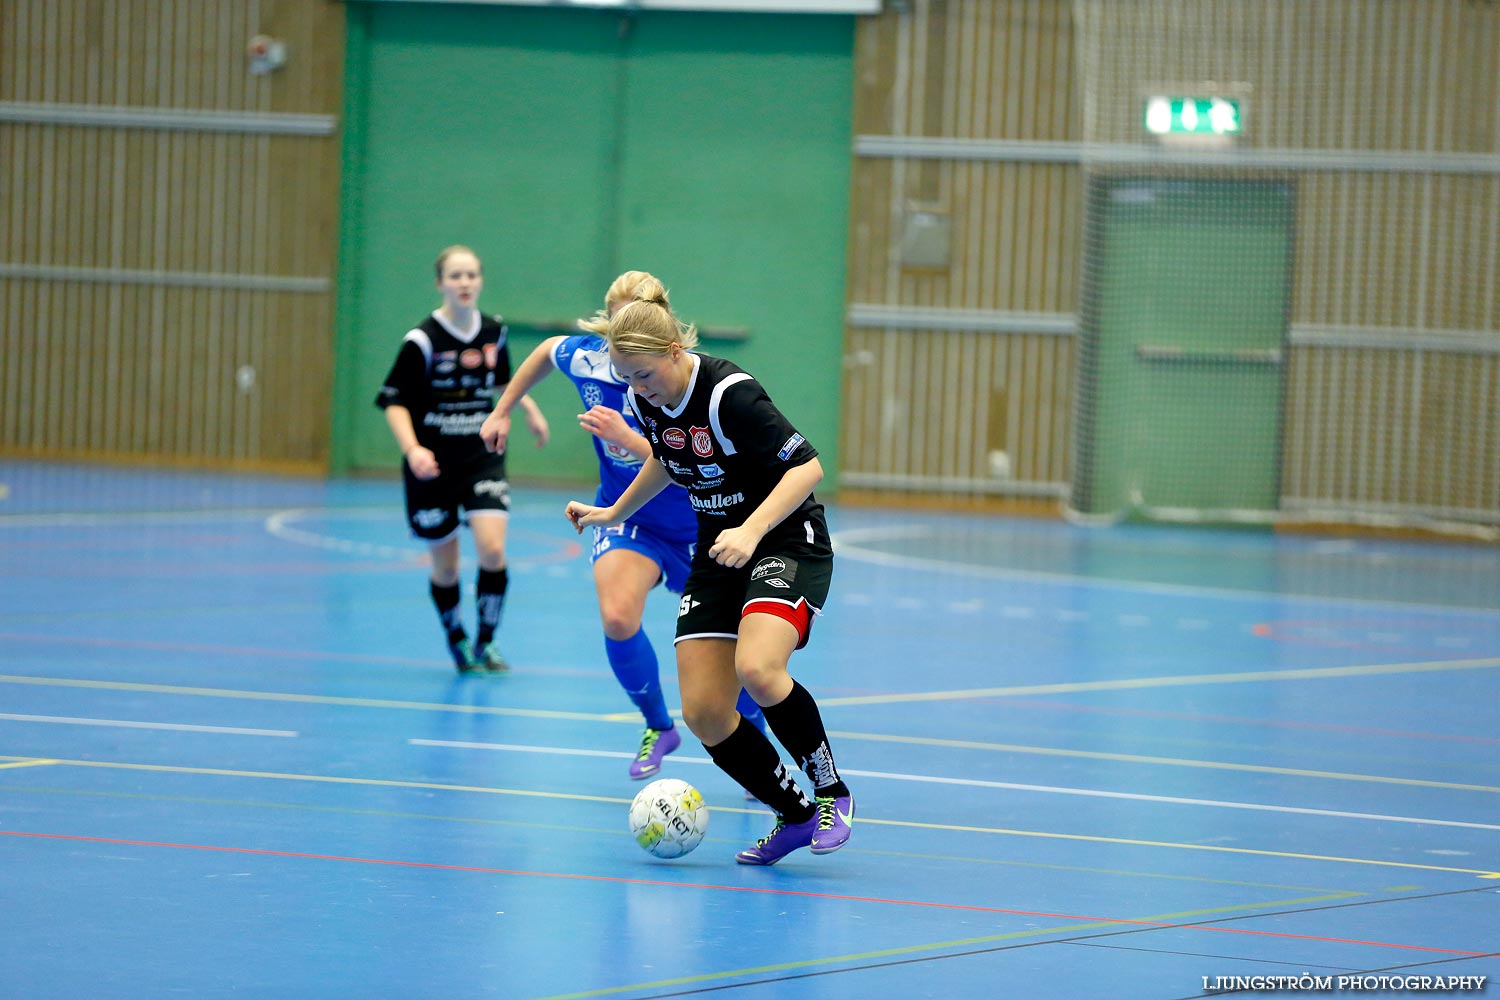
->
[854, 136, 1500, 175]
[846, 307, 1499, 356]
[839, 471, 1068, 497]
[847, 305, 1077, 334]
[0, 263, 331, 293]
[0, 101, 338, 136]
[1290, 325, 1500, 356]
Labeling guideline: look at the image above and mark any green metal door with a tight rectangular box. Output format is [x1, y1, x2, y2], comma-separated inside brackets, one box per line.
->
[1072, 177, 1295, 519]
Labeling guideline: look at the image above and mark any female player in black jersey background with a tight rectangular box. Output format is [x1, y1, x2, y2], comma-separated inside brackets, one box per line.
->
[564, 277, 854, 865]
[376, 245, 548, 673]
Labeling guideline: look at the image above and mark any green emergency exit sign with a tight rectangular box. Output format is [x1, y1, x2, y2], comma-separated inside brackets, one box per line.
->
[1144, 96, 1241, 136]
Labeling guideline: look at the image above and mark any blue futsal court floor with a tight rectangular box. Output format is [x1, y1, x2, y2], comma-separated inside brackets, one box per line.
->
[1, 460, 1497, 998]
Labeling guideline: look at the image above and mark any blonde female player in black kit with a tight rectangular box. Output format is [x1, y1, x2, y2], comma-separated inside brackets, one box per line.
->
[564, 277, 853, 864]
[376, 245, 548, 673]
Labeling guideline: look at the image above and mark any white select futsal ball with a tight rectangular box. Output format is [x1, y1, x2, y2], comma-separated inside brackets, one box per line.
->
[629, 778, 709, 859]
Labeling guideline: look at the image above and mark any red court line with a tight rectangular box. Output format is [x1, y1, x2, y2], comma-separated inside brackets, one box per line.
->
[2, 830, 1486, 958]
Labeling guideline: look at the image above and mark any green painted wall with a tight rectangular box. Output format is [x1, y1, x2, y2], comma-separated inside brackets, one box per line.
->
[1073, 178, 1295, 517]
[333, 3, 854, 488]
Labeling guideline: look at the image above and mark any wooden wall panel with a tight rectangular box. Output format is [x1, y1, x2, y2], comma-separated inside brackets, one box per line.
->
[1284, 347, 1500, 521]
[845, 0, 1499, 528]
[0, 0, 344, 471]
[844, 0, 1079, 500]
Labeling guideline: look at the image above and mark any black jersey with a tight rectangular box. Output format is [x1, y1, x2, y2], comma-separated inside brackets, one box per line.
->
[375, 310, 513, 466]
[628, 353, 825, 547]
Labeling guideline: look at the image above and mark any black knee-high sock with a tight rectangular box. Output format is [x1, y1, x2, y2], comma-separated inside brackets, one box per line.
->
[475, 567, 508, 648]
[430, 580, 464, 644]
[704, 716, 815, 822]
[761, 680, 850, 798]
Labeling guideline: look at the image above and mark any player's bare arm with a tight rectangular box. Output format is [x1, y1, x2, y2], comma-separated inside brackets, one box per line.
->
[577, 405, 652, 461]
[383, 405, 440, 480]
[707, 458, 823, 568]
[565, 458, 674, 533]
[482, 336, 563, 453]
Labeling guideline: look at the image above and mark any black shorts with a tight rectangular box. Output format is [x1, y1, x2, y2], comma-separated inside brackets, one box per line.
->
[674, 529, 833, 650]
[402, 450, 510, 541]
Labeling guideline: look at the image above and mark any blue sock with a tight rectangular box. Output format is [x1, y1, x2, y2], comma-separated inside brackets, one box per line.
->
[605, 630, 674, 732]
[736, 688, 768, 734]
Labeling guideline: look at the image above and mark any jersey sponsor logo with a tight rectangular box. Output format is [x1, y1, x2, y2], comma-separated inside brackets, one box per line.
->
[473, 479, 510, 502]
[666, 460, 694, 476]
[750, 556, 787, 581]
[696, 463, 723, 477]
[690, 426, 713, 457]
[423, 411, 486, 434]
[678, 594, 701, 617]
[689, 491, 744, 514]
[482, 343, 499, 369]
[460, 348, 484, 369]
[569, 348, 613, 380]
[662, 427, 688, 449]
[413, 507, 447, 529]
[435, 361, 457, 374]
[582, 383, 604, 408]
[777, 433, 805, 461]
[604, 441, 639, 464]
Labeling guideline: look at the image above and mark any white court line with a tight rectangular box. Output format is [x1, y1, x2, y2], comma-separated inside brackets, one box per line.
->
[264, 509, 421, 561]
[409, 739, 1500, 832]
[831, 525, 1500, 617]
[0, 713, 297, 737]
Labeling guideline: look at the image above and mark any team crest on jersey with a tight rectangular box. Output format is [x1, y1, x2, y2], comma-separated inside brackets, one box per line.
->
[662, 427, 687, 449]
[483, 343, 499, 369]
[690, 426, 713, 457]
[460, 348, 484, 369]
[582, 383, 604, 408]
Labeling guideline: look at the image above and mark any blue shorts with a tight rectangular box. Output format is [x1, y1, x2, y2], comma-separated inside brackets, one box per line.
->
[591, 520, 695, 594]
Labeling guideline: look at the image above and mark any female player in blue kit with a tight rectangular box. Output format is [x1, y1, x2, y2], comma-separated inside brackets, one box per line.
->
[481, 271, 766, 781]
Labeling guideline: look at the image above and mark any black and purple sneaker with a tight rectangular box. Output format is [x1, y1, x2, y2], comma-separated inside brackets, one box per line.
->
[810, 794, 854, 855]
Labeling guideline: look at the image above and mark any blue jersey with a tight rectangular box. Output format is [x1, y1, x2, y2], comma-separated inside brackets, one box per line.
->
[553, 334, 696, 540]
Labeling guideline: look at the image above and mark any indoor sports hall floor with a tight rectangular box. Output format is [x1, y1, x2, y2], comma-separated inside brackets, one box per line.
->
[1, 459, 1497, 999]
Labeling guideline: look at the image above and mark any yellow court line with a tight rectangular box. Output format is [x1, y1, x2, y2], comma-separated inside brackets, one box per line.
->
[4, 668, 1496, 793]
[532, 892, 1387, 1000]
[0, 783, 1366, 896]
[6, 657, 1499, 724]
[7, 755, 1497, 878]
[829, 730, 1500, 794]
[852, 816, 1500, 878]
[5, 672, 1497, 796]
[0, 758, 59, 770]
[0, 674, 622, 723]
[817, 656, 1500, 707]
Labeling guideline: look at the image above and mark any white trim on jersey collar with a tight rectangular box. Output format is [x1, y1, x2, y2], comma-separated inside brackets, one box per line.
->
[431, 308, 483, 343]
[707, 372, 752, 456]
[660, 353, 701, 419]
